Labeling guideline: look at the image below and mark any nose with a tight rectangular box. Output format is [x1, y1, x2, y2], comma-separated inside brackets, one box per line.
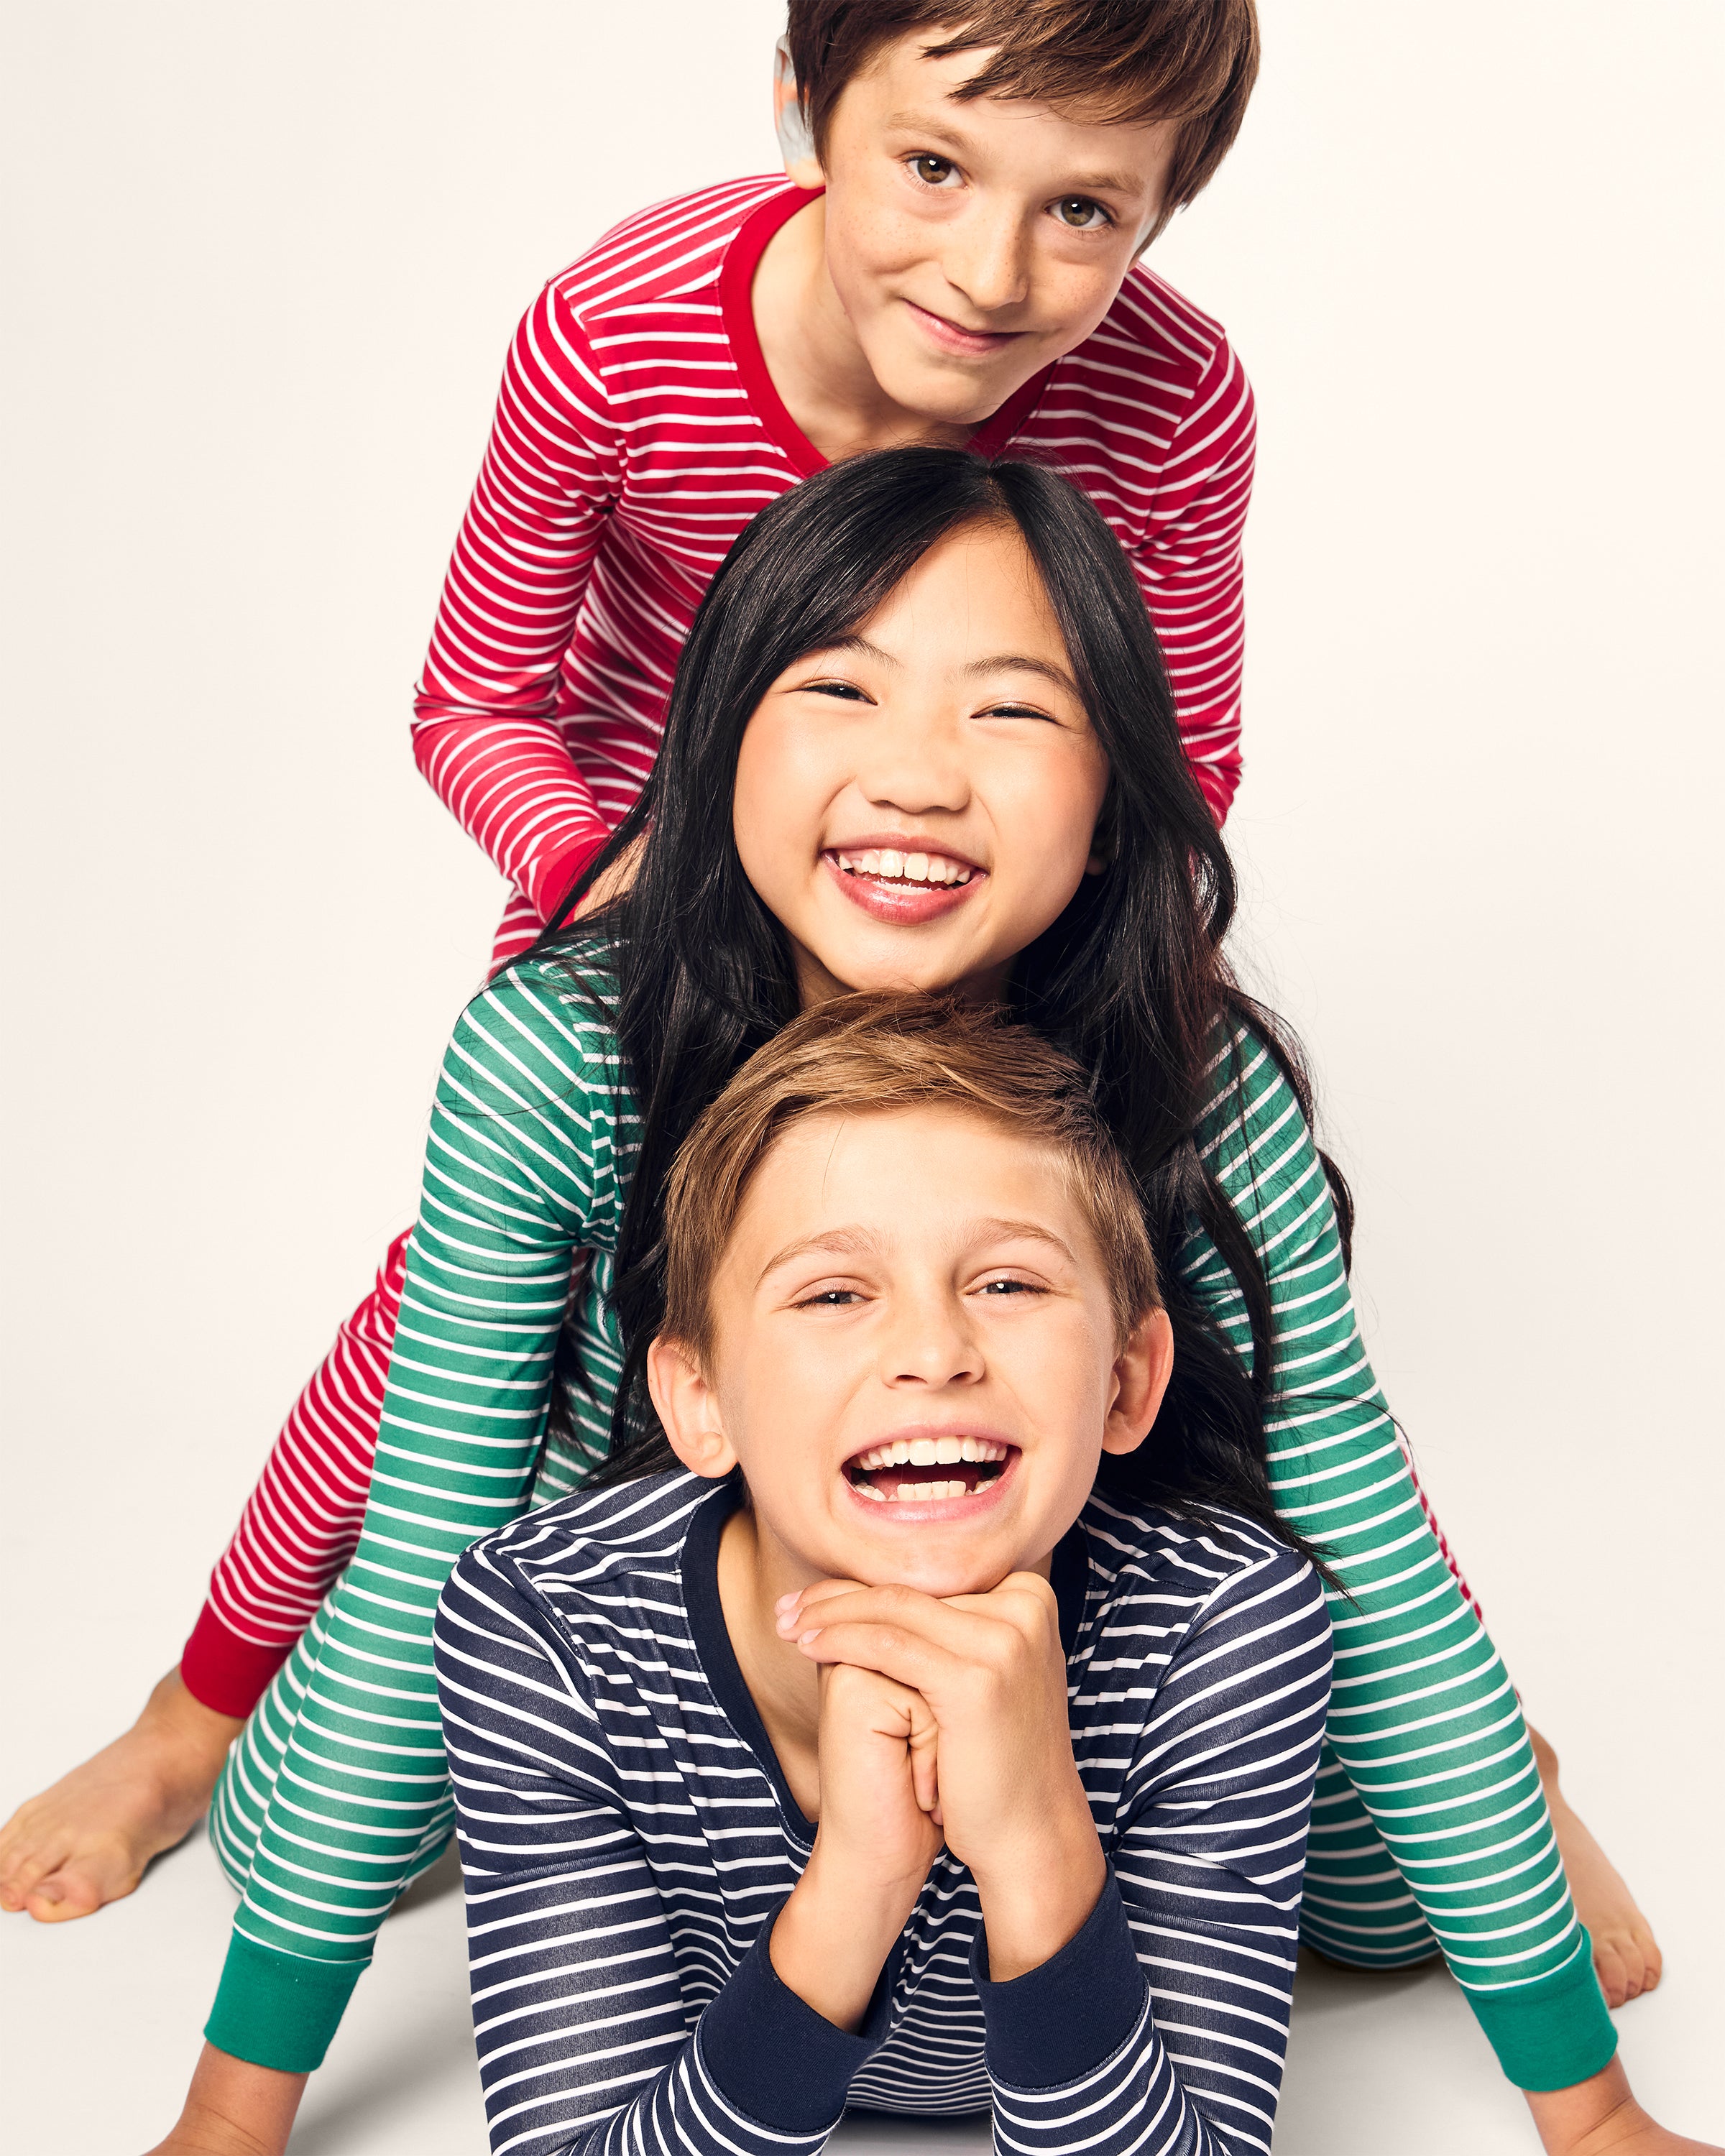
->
[856, 703, 970, 819]
[941, 200, 1031, 315]
[878, 1289, 983, 1391]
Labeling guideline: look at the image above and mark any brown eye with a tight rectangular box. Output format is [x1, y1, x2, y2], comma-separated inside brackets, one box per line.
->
[911, 155, 955, 185]
[1056, 195, 1104, 229]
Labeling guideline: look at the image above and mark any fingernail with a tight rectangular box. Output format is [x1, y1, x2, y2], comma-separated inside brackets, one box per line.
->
[774, 1592, 801, 1613]
[796, 1628, 822, 1646]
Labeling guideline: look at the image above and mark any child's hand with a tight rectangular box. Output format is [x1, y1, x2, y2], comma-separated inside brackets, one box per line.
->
[766, 1611, 944, 2033]
[1525, 2060, 1722, 2156]
[778, 1575, 1105, 1980]
[809, 1658, 944, 1886]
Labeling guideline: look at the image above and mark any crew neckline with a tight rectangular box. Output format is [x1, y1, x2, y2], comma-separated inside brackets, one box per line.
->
[680, 1478, 1092, 1848]
[717, 183, 1054, 481]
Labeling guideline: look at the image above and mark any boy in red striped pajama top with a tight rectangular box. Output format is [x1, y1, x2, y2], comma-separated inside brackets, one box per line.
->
[0, 7, 1679, 2154]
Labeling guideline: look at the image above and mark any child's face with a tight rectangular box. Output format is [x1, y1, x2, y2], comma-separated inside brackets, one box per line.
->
[733, 518, 1110, 1003]
[649, 1105, 1167, 1599]
[816, 36, 1178, 429]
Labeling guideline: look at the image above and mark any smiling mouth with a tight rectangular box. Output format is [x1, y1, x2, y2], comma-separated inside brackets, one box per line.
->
[832, 847, 976, 889]
[845, 1437, 1014, 1504]
[903, 300, 1022, 355]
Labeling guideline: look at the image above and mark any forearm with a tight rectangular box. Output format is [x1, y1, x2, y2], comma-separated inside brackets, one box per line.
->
[970, 1797, 1105, 1983]
[769, 1841, 924, 2030]
[144, 2044, 305, 2156]
[412, 711, 608, 919]
[1524, 2057, 1722, 2155]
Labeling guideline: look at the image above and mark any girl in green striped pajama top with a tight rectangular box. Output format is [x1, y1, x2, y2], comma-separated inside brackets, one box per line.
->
[176, 450, 1678, 2156]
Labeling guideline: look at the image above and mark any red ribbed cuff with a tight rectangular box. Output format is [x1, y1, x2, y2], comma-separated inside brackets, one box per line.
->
[530, 831, 610, 928]
[180, 1604, 293, 1720]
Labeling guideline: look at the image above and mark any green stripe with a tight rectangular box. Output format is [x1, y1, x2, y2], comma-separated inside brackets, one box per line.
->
[208, 954, 1610, 2085]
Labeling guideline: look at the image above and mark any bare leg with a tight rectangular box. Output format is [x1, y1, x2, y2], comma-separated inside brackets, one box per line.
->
[0, 1668, 242, 1922]
[1530, 1723, 1663, 2009]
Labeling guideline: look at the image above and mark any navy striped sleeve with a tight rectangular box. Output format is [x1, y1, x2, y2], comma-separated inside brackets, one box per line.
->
[985, 1532, 1332, 2155]
[436, 1479, 1331, 2156]
[436, 1527, 891, 2156]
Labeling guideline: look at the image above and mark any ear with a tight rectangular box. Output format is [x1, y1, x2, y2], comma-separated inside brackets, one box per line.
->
[1100, 1307, 1174, 1457]
[773, 36, 824, 190]
[646, 1335, 739, 1481]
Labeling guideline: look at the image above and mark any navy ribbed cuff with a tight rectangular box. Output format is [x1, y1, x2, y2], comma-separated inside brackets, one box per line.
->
[696, 1897, 892, 2131]
[972, 1873, 1146, 2088]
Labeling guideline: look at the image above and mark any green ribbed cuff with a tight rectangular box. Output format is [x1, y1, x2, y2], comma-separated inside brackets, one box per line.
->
[204, 1930, 367, 2072]
[1465, 1932, 1618, 2092]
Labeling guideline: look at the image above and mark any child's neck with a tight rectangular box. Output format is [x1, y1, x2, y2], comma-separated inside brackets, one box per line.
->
[752, 193, 973, 466]
[716, 1501, 827, 1820]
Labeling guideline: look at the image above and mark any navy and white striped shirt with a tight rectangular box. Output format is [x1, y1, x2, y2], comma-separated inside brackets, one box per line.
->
[434, 1471, 1333, 2156]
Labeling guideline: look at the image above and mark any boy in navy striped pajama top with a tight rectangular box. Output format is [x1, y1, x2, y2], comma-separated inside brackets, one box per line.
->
[434, 998, 1333, 2156]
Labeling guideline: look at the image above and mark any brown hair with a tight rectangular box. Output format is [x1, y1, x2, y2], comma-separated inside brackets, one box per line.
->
[659, 992, 1159, 1365]
[786, 0, 1259, 237]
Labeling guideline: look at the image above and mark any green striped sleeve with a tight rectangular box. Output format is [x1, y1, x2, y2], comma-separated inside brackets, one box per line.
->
[1185, 1028, 1614, 2090]
[206, 950, 632, 2070]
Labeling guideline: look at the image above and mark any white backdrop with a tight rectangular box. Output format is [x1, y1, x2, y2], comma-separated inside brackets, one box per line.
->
[2, 4, 1721, 2151]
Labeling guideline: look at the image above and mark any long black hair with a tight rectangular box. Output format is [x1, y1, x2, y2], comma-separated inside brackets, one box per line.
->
[543, 447, 1351, 1564]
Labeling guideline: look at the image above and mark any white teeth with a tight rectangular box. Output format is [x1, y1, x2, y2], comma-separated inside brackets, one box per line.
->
[908, 1437, 937, 1466]
[934, 1436, 961, 1465]
[960, 1437, 978, 1462]
[858, 1482, 887, 1501]
[889, 1440, 911, 1465]
[836, 848, 974, 888]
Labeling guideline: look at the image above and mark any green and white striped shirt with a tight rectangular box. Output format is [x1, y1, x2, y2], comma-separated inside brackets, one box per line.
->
[204, 944, 1614, 2092]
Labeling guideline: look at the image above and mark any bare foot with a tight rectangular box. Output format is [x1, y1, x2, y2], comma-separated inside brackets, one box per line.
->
[0, 1668, 243, 1922]
[1530, 1724, 1664, 2009]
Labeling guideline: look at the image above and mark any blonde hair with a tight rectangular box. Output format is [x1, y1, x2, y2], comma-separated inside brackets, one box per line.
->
[661, 992, 1159, 1360]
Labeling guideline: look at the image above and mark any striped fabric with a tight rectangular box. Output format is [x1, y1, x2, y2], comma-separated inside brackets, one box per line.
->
[203, 949, 1612, 2092]
[180, 173, 1495, 1722]
[410, 172, 1256, 928]
[182, 172, 1260, 1712]
[433, 1471, 1333, 2156]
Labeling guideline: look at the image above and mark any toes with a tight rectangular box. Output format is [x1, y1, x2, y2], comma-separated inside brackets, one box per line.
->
[24, 1865, 116, 1925]
[1592, 1936, 1630, 2009]
[0, 1840, 67, 1915]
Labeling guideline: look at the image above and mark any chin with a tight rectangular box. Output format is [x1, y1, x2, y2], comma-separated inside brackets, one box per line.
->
[867, 346, 1016, 428]
[857, 1544, 1013, 1599]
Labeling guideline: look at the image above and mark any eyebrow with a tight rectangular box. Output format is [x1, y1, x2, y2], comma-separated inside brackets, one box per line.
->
[757, 1225, 885, 1286]
[960, 653, 1080, 697]
[798, 640, 1078, 699]
[879, 111, 1149, 198]
[756, 1215, 1078, 1288]
[804, 634, 898, 670]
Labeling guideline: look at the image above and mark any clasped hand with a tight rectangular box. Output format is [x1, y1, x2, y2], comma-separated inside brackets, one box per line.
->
[766, 1573, 1105, 2027]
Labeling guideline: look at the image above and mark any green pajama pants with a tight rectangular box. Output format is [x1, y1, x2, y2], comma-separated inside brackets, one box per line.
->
[209, 1590, 1438, 1974]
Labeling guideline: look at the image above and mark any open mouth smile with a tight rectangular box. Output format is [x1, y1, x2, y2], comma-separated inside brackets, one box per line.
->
[823, 843, 984, 926]
[845, 1434, 1016, 1506]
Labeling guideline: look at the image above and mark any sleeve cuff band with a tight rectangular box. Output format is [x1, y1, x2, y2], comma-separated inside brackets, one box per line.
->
[1463, 1930, 1619, 2092]
[974, 1871, 1146, 2089]
[204, 1930, 366, 2072]
[696, 1897, 889, 2132]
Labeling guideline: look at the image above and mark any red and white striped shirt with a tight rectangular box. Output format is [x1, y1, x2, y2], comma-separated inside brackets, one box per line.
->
[413, 173, 1257, 972]
[180, 174, 1266, 1714]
